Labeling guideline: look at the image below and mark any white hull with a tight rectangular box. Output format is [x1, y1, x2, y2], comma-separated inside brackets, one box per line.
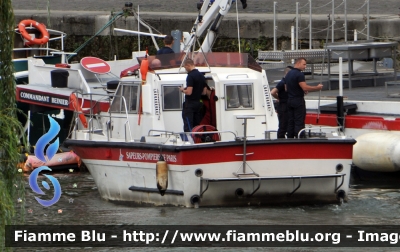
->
[83, 157, 351, 207]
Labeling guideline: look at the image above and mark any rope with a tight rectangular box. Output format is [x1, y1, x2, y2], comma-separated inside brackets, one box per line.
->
[67, 11, 123, 61]
[313, 0, 333, 9]
[355, 0, 368, 12]
[334, 0, 344, 10]
[236, 0, 241, 53]
[356, 30, 400, 41]
[298, 1, 310, 10]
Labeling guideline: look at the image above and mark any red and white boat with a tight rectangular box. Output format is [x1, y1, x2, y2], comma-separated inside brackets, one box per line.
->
[18, 0, 356, 207]
[62, 51, 355, 207]
[305, 98, 400, 173]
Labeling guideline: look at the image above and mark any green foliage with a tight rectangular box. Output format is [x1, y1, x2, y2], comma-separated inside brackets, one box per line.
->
[0, 0, 26, 250]
[59, 33, 293, 62]
[63, 35, 160, 62]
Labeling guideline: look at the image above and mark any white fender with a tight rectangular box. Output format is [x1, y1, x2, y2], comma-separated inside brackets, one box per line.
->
[353, 132, 400, 172]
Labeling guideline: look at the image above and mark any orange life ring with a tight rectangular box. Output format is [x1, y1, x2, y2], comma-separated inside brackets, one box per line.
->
[191, 125, 220, 144]
[70, 93, 88, 128]
[18, 19, 49, 46]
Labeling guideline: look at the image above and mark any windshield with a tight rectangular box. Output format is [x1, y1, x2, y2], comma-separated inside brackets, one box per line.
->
[138, 52, 262, 72]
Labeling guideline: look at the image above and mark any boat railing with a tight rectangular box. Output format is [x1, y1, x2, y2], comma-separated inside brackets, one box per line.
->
[13, 47, 61, 53]
[185, 130, 237, 143]
[147, 130, 176, 137]
[14, 28, 67, 57]
[72, 91, 133, 142]
[298, 126, 344, 139]
[77, 70, 92, 94]
[147, 129, 237, 144]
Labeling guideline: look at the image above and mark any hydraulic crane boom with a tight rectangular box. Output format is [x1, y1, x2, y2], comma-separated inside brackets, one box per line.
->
[184, 0, 233, 53]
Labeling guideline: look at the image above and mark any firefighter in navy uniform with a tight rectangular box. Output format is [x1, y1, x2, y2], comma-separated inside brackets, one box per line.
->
[179, 59, 207, 134]
[286, 58, 323, 138]
[270, 66, 293, 138]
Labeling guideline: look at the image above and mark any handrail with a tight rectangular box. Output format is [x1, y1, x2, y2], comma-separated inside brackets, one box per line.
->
[298, 126, 342, 139]
[13, 48, 61, 52]
[226, 74, 249, 79]
[148, 129, 175, 136]
[71, 90, 133, 142]
[189, 130, 236, 138]
[148, 129, 237, 140]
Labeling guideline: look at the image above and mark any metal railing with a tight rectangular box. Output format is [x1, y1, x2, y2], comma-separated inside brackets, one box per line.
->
[298, 126, 343, 139]
[72, 90, 133, 142]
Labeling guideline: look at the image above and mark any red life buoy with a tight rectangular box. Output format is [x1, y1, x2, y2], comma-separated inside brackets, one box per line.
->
[70, 93, 88, 128]
[18, 19, 49, 46]
[191, 125, 220, 144]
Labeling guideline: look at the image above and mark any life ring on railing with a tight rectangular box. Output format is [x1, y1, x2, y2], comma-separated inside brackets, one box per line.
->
[70, 93, 88, 128]
[191, 125, 221, 144]
[18, 19, 49, 46]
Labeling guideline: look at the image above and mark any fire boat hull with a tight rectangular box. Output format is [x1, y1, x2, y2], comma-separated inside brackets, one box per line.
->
[65, 138, 355, 207]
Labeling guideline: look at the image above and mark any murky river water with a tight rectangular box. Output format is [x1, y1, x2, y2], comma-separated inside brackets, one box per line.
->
[13, 171, 400, 252]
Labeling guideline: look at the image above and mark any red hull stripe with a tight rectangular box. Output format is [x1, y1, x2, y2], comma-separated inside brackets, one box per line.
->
[71, 142, 353, 165]
[306, 113, 400, 131]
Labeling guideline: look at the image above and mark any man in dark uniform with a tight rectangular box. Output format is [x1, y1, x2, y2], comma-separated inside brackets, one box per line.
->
[270, 66, 292, 138]
[179, 59, 207, 133]
[156, 35, 175, 66]
[286, 57, 323, 138]
[157, 35, 174, 55]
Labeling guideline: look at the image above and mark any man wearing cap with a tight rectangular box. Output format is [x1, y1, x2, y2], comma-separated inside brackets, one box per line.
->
[270, 66, 292, 138]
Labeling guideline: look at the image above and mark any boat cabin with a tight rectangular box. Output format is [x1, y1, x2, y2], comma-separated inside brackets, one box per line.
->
[103, 52, 279, 143]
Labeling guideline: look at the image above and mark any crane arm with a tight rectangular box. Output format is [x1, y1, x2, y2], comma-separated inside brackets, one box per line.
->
[184, 0, 233, 53]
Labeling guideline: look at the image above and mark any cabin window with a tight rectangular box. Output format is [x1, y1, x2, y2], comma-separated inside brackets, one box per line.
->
[225, 83, 253, 110]
[109, 82, 140, 113]
[162, 85, 183, 111]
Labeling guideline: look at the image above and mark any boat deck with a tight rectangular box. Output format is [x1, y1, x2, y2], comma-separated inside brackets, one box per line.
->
[307, 84, 400, 102]
[267, 68, 400, 102]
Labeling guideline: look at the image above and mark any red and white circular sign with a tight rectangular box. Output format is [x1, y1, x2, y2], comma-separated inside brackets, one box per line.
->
[81, 57, 111, 74]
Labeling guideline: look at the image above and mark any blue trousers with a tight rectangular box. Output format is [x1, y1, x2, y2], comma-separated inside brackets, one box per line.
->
[182, 101, 203, 132]
[277, 101, 288, 138]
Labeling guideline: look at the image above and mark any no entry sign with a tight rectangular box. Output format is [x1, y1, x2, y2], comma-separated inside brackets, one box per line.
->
[81, 57, 111, 74]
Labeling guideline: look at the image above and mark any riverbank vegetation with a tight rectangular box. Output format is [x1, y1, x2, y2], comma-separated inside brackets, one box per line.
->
[0, 0, 26, 250]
